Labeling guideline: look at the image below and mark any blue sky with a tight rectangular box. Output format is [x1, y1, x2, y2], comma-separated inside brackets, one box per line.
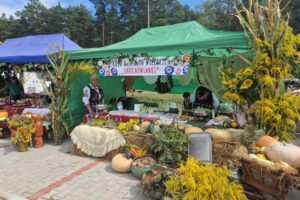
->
[0, 0, 203, 17]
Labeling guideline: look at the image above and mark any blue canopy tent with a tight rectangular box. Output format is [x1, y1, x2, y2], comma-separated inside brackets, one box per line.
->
[0, 34, 82, 63]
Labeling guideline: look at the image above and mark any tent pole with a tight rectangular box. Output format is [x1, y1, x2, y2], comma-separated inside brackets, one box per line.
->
[147, 0, 150, 28]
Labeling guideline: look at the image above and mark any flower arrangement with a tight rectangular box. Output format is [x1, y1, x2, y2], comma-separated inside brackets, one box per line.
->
[68, 61, 97, 75]
[9, 116, 36, 147]
[165, 157, 247, 200]
[219, 67, 259, 105]
[232, 0, 300, 141]
[118, 119, 139, 133]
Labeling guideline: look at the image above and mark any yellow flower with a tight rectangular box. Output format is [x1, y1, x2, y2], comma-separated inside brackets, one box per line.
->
[243, 68, 254, 76]
[231, 78, 239, 85]
[229, 85, 237, 90]
[235, 72, 242, 76]
[244, 79, 253, 87]
[239, 85, 249, 90]
[222, 81, 229, 85]
[227, 68, 234, 74]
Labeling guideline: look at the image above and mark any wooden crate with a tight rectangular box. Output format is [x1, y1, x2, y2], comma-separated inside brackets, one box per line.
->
[240, 159, 289, 200]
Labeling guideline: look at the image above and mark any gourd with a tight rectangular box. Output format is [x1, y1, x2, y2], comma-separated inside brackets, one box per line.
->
[205, 128, 232, 142]
[266, 142, 300, 168]
[112, 153, 133, 173]
[0, 110, 8, 120]
[178, 125, 185, 131]
[140, 121, 151, 128]
[249, 154, 277, 170]
[184, 127, 203, 137]
[230, 121, 238, 128]
[257, 136, 278, 147]
[256, 154, 267, 160]
[133, 125, 140, 131]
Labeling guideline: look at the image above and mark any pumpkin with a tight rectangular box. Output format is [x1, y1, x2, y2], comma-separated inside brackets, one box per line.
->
[205, 128, 232, 142]
[230, 121, 238, 128]
[184, 127, 203, 137]
[256, 154, 267, 160]
[266, 142, 300, 168]
[140, 121, 151, 128]
[112, 153, 133, 173]
[0, 110, 8, 119]
[257, 136, 278, 147]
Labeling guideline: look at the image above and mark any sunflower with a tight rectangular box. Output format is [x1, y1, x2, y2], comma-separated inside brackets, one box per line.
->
[229, 85, 237, 90]
[222, 80, 229, 85]
[231, 78, 239, 85]
[235, 72, 242, 76]
[244, 79, 253, 87]
[243, 68, 254, 76]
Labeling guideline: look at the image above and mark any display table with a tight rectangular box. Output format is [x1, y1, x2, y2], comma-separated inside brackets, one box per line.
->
[0, 104, 29, 128]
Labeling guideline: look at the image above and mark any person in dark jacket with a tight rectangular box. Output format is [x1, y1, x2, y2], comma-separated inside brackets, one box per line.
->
[82, 74, 104, 114]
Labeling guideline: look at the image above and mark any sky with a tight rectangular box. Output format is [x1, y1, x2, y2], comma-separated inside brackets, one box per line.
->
[0, 0, 202, 17]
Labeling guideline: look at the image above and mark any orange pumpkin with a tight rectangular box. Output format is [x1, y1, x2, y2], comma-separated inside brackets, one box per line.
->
[0, 110, 8, 118]
[257, 136, 278, 147]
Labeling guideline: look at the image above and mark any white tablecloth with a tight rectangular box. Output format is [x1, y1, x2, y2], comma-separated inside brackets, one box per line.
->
[22, 108, 50, 117]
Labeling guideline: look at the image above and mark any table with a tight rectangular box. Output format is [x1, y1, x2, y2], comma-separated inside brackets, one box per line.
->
[0, 104, 29, 128]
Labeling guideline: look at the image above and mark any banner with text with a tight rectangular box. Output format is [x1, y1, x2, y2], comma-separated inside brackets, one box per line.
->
[98, 55, 190, 76]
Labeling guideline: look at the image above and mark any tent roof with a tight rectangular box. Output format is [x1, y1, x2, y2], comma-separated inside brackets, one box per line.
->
[0, 34, 82, 63]
[66, 21, 250, 60]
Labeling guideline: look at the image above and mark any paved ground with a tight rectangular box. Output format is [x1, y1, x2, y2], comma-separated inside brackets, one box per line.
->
[0, 138, 145, 200]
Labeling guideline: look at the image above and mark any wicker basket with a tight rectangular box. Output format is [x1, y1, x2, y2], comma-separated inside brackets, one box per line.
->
[240, 158, 290, 200]
[131, 155, 156, 179]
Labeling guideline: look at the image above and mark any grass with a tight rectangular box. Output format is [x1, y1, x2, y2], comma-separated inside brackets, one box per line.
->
[127, 91, 183, 111]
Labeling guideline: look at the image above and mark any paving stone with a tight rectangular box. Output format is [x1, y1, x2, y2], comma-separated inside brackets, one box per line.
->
[0, 138, 144, 200]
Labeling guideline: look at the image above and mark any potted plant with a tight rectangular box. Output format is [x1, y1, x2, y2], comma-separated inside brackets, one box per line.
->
[9, 115, 36, 152]
[150, 126, 189, 167]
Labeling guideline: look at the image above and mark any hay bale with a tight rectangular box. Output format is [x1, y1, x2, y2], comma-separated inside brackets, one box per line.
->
[212, 142, 242, 167]
[72, 142, 90, 157]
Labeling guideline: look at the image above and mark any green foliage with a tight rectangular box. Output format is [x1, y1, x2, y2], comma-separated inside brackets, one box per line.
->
[150, 126, 189, 164]
[165, 157, 247, 200]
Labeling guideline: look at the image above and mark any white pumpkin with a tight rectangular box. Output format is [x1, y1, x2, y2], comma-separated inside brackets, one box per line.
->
[133, 125, 141, 131]
[205, 128, 232, 142]
[111, 153, 133, 173]
[266, 142, 300, 168]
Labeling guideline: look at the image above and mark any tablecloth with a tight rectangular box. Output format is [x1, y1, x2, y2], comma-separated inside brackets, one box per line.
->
[22, 108, 50, 116]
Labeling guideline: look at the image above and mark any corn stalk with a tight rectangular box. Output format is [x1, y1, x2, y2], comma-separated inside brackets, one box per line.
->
[42, 45, 72, 145]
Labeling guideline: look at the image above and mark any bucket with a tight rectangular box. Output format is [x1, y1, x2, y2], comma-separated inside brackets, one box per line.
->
[134, 104, 144, 112]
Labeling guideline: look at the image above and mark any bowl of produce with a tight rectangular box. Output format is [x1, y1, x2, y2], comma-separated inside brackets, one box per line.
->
[131, 155, 156, 179]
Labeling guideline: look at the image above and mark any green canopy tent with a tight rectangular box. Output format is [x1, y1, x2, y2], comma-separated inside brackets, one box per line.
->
[65, 21, 251, 129]
[66, 21, 249, 58]
[65, 21, 251, 97]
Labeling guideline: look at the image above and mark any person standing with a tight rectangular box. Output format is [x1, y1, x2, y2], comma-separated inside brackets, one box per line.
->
[82, 74, 104, 114]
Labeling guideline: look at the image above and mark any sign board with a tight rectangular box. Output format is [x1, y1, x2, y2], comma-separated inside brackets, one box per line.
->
[98, 55, 191, 76]
[23, 72, 50, 94]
